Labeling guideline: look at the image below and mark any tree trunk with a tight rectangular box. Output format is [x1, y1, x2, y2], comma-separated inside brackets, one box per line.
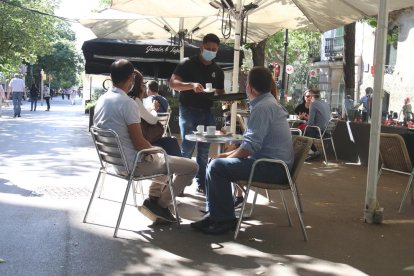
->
[251, 39, 267, 66]
[343, 22, 356, 99]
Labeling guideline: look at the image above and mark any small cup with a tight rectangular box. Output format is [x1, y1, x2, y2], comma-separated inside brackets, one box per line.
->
[206, 126, 216, 135]
[196, 125, 205, 133]
[205, 83, 213, 91]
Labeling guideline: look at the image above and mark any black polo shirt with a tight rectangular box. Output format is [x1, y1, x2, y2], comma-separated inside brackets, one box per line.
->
[173, 55, 224, 109]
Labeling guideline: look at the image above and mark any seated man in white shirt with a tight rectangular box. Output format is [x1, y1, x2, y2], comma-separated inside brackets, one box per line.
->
[93, 59, 198, 223]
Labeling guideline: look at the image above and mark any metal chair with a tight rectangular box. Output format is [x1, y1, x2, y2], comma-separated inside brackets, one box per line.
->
[234, 136, 312, 241]
[157, 111, 171, 137]
[84, 126, 179, 237]
[378, 133, 414, 213]
[304, 118, 338, 165]
[290, 128, 302, 136]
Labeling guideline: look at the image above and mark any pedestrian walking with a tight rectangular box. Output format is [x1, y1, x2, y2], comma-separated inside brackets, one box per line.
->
[44, 85, 51, 111]
[29, 84, 39, 111]
[8, 74, 25, 118]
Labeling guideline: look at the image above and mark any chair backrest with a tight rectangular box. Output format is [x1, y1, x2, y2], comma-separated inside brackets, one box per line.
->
[379, 133, 412, 173]
[90, 126, 130, 174]
[291, 136, 313, 181]
[157, 112, 171, 136]
[323, 118, 339, 137]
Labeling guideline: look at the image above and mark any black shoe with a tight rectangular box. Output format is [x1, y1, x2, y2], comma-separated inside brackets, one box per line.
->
[201, 218, 238, 235]
[190, 216, 214, 230]
[305, 151, 321, 161]
[138, 198, 175, 223]
[234, 196, 244, 209]
[17, 115, 21, 117]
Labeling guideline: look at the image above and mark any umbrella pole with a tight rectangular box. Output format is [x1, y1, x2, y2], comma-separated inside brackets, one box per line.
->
[230, 0, 242, 134]
[179, 18, 184, 60]
[364, 0, 388, 224]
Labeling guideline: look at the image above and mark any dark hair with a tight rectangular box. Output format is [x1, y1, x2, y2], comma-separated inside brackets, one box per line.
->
[203, 33, 220, 45]
[128, 70, 145, 100]
[110, 59, 134, 85]
[147, 80, 159, 93]
[310, 88, 321, 99]
[248, 67, 272, 94]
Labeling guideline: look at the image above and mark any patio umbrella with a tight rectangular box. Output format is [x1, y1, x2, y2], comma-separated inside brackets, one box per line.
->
[82, 37, 237, 78]
[79, 9, 282, 58]
[110, 0, 414, 222]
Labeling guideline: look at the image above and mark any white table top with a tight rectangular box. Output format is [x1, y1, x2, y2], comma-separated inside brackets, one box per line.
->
[185, 133, 244, 144]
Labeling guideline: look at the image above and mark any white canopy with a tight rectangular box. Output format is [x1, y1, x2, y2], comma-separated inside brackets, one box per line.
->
[105, 0, 414, 223]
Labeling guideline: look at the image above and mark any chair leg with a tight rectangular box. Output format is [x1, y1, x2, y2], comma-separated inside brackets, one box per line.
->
[398, 173, 414, 213]
[132, 181, 138, 207]
[83, 171, 104, 223]
[234, 186, 252, 240]
[330, 138, 338, 161]
[319, 138, 328, 166]
[167, 175, 181, 227]
[114, 178, 135, 238]
[290, 185, 308, 241]
[279, 191, 292, 226]
[265, 189, 271, 202]
[97, 172, 106, 198]
[294, 181, 304, 213]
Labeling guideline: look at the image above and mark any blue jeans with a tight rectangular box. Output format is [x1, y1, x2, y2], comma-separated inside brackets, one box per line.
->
[179, 105, 215, 188]
[206, 158, 288, 221]
[30, 97, 37, 111]
[12, 92, 23, 116]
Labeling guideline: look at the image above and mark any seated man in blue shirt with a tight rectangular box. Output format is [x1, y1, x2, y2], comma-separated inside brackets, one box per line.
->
[143, 80, 169, 114]
[191, 66, 294, 235]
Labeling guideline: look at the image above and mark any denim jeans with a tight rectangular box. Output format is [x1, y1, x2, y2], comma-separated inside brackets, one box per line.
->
[30, 97, 37, 111]
[12, 92, 23, 116]
[179, 105, 215, 189]
[206, 157, 288, 221]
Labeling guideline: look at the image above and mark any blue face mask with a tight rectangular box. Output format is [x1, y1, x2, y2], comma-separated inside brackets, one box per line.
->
[202, 49, 217, 61]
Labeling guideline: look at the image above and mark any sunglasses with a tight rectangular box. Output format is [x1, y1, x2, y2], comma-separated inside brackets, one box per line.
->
[305, 95, 311, 98]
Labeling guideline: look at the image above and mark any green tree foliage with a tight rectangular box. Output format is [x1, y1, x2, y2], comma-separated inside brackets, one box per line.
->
[0, 0, 59, 73]
[265, 30, 321, 98]
[33, 35, 84, 89]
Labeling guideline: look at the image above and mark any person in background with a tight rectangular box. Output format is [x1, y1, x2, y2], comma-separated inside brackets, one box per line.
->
[43, 85, 51, 111]
[295, 89, 311, 121]
[359, 87, 372, 122]
[94, 59, 197, 223]
[304, 89, 331, 160]
[293, 89, 311, 132]
[144, 80, 169, 114]
[0, 84, 5, 117]
[169, 33, 225, 194]
[8, 74, 25, 118]
[401, 97, 412, 126]
[191, 67, 293, 235]
[343, 94, 355, 121]
[29, 83, 39, 111]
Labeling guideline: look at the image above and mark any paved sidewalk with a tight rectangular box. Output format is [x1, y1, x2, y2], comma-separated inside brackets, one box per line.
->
[1, 97, 414, 275]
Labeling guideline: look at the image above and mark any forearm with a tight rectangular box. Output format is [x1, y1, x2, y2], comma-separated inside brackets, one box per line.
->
[169, 79, 193, 92]
[227, 147, 252, 159]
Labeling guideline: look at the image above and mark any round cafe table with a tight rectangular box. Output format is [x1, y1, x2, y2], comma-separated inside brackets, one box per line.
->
[185, 132, 244, 154]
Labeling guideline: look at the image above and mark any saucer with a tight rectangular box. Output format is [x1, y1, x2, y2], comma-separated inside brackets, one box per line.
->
[203, 89, 215, 93]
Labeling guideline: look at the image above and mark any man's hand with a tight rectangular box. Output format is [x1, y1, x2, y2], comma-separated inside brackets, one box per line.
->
[299, 112, 308, 120]
[192, 83, 204, 93]
[152, 100, 160, 111]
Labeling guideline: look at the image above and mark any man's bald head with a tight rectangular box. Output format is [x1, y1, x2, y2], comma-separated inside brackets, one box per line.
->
[110, 59, 134, 85]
